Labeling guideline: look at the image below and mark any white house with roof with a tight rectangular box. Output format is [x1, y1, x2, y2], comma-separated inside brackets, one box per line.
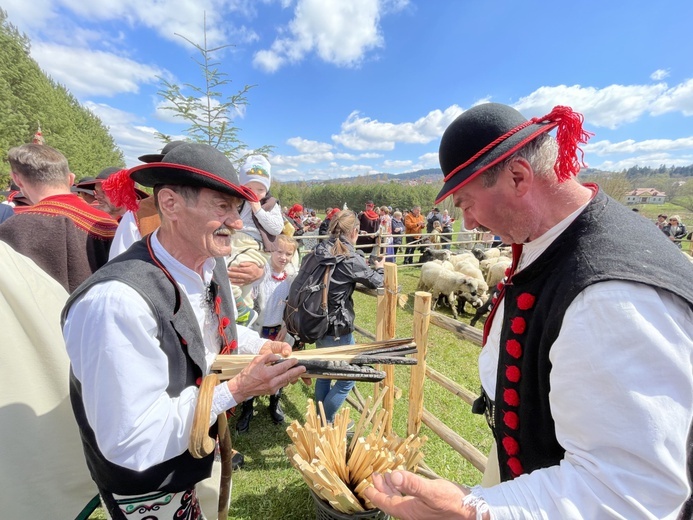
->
[625, 188, 666, 204]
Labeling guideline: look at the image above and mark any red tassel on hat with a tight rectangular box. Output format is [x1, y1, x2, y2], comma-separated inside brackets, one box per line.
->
[102, 169, 139, 212]
[532, 106, 594, 182]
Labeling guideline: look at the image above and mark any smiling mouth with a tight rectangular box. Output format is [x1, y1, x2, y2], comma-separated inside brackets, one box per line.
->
[214, 228, 234, 237]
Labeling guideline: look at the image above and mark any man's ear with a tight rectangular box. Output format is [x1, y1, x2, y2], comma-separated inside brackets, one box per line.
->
[68, 172, 76, 186]
[156, 188, 181, 220]
[507, 158, 533, 197]
[10, 171, 24, 190]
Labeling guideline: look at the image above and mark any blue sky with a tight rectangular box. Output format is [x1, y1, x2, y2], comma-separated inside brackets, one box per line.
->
[4, 0, 693, 182]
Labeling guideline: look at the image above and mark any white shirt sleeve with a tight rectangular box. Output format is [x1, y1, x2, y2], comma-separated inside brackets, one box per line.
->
[253, 203, 284, 236]
[64, 280, 244, 472]
[477, 281, 693, 519]
[108, 211, 142, 261]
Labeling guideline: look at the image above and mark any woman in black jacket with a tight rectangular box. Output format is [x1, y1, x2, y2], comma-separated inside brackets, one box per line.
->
[312, 210, 384, 424]
[662, 215, 687, 249]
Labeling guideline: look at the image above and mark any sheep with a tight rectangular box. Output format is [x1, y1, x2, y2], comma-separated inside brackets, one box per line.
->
[486, 257, 512, 289]
[419, 248, 452, 264]
[417, 262, 479, 319]
[470, 285, 500, 326]
[450, 252, 480, 268]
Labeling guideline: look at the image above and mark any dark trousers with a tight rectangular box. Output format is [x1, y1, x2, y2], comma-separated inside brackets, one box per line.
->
[404, 237, 426, 264]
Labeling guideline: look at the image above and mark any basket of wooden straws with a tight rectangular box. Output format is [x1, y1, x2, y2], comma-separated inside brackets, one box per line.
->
[286, 387, 426, 520]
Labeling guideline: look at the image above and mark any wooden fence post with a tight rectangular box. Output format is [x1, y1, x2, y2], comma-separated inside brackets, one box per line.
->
[407, 291, 431, 436]
[379, 262, 398, 434]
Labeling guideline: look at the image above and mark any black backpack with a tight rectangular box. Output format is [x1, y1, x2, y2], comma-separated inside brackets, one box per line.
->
[283, 251, 342, 344]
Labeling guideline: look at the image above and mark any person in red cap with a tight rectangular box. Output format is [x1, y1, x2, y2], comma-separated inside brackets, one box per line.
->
[365, 103, 693, 519]
[356, 200, 380, 254]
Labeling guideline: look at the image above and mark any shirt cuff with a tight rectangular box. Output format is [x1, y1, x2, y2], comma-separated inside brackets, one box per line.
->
[465, 486, 491, 520]
[210, 382, 239, 422]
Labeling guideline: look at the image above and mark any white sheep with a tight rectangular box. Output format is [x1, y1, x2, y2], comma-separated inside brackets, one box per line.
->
[486, 257, 512, 289]
[417, 262, 479, 319]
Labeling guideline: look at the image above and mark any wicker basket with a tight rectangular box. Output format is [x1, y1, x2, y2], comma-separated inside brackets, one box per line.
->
[310, 490, 389, 520]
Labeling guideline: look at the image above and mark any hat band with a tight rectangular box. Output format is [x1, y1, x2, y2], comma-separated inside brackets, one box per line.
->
[443, 120, 557, 182]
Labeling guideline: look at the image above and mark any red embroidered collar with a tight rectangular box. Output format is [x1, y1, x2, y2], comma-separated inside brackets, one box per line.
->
[271, 271, 288, 281]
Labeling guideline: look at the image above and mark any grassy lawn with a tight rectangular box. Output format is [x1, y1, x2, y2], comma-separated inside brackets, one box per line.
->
[88, 265, 490, 519]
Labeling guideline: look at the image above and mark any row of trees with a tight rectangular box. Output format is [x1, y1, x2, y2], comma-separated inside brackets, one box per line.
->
[0, 10, 123, 187]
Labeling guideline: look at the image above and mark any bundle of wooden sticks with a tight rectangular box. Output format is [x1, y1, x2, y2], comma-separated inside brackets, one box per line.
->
[211, 338, 418, 382]
[286, 386, 426, 514]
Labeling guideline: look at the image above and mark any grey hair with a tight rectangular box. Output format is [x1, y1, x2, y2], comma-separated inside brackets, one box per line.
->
[7, 144, 70, 188]
[153, 184, 202, 213]
[481, 134, 559, 188]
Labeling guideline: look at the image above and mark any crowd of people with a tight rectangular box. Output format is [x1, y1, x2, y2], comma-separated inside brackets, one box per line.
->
[1, 101, 693, 520]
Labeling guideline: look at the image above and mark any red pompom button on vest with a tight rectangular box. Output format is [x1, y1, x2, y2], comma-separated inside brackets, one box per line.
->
[510, 317, 526, 335]
[516, 293, 536, 310]
[506, 365, 521, 383]
[502, 436, 520, 456]
[503, 410, 519, 430]
[503, 388, 520, 407]
[506, 339, 522, 359]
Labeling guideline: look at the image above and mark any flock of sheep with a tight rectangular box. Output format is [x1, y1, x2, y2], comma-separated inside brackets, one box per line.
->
[416, 246, 512, 324]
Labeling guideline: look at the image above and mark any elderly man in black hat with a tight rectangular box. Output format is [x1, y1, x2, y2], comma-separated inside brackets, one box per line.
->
[62, 143, 306, 519]
[366, 104, 693, 519]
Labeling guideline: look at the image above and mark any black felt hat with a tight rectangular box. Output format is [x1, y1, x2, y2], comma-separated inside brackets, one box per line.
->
[75, 168, 120, 190]
[138, 140, 187, 163]
[129, 143, 258, 202]
[435, 103, 592, 204]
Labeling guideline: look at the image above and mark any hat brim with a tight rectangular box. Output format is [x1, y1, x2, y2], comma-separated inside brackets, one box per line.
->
[138, 153, 165, 163]
[129, 162, 258, 202]
[435, 122, 554, 204]
[75, 180, 100, 190]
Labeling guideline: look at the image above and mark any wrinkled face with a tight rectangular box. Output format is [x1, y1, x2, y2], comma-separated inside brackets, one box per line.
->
[452, 167, 530, 244]
[411, 207, 421, 216]
[270, 241, 296, 272]
[177, 188, 244, 260]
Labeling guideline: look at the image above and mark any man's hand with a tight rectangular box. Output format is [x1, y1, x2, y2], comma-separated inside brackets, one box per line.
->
[227, 262, 264, 286]
[226, 352, 306, 403]
[363, 471, 486, 520]
[259, 340, 292, 358]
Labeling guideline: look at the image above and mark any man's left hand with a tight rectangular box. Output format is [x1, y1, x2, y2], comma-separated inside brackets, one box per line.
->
[228, 262, 264, 285]
[363, 471, 486, 520]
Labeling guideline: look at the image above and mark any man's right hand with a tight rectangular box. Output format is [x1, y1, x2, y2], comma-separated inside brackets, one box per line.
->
[226, 352, 306, 403]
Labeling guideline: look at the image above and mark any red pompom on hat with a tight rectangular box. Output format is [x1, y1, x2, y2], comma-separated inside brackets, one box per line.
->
[436, 103, 593, 204]
[101, 169, 140, 213]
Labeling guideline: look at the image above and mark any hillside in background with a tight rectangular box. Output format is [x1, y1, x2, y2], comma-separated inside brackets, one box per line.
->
[0, 9, 123, 187]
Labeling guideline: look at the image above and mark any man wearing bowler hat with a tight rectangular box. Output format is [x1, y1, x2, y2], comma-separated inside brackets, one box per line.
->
[366, 103, 693, 519]
[63, 143, 306, 519]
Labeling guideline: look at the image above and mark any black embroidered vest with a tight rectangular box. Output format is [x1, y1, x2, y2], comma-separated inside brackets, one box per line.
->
[486, 190, 693, 482]
[63, 236, 238, 494]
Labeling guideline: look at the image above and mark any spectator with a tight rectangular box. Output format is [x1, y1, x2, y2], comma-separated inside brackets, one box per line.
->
[656, 213, 668, 230]
[390, 210, 405, 260]
[0, 144, 117, 292]
[663, 215, 687, 248]
[403, 205, 426, 264]
[441, 209, 454, 249]
[356, 200, 380, 254]
[310, 210, 384, 424]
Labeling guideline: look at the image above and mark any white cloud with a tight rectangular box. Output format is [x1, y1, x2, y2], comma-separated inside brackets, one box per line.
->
[31, 43, 163, 97]
[592, 153, 693, 171]
[585, 136, 693, 156]
[382, 159, 412, 170]
[253, 0, 409, 72]
[650, 78, 693, 116]
[418, 152, 440, 168]
[513, 84, 669, 129]
[331, 105, 463, 151]
[650, 69, 670, 81]
[84, 101, 166, 167]
[286, 137, 333, 153]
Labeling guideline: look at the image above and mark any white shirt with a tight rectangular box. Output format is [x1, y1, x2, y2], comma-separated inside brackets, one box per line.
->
[474, 207, 693, 519]
[64, 231, 266, 472]
[108, 210, 141, 260]
[255, 262, 296, 328]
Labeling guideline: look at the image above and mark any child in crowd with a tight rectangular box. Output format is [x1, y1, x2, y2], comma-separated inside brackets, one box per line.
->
[431, 220, 443, 249]
[227, 155, 284, 325]
[236, 234, 299, 433]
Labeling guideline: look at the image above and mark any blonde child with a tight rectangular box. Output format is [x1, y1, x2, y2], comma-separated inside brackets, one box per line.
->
[236, 234, 298, 432]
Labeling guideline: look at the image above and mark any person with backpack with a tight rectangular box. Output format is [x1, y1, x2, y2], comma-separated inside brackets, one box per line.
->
[290, 210, 385, 424]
